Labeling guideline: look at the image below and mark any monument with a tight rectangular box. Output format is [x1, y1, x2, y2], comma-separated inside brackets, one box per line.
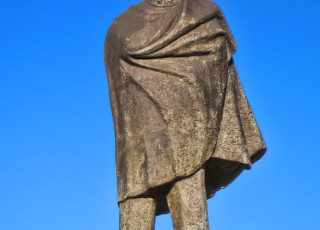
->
[104, 0, 266, 229]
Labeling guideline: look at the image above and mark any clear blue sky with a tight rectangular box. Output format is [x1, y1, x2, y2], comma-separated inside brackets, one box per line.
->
[0, 0, 319, 229]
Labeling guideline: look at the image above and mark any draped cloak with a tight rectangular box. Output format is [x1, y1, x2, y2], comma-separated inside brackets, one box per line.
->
[104, 0, 266, 215]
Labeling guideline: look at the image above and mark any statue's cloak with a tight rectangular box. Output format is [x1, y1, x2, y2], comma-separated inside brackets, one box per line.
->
[105, 0, 266, 215]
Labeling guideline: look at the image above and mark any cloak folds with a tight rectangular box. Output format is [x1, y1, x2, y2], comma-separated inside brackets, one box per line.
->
[105, 0, 266, 215]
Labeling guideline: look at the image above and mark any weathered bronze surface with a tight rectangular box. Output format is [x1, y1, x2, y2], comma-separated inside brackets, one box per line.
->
[104, 0, 266, 229]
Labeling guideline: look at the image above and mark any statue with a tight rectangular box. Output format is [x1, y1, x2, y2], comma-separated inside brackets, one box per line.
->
[104, 0, 266, 229]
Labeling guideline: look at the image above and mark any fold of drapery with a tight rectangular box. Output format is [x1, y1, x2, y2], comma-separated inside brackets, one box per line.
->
[105, 0, 266, 215]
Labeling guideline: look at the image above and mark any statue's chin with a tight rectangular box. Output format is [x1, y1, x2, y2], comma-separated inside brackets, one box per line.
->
[146, 0, 180, 7]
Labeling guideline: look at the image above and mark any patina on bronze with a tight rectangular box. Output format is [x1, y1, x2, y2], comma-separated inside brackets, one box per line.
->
[104, 0, 266, 229]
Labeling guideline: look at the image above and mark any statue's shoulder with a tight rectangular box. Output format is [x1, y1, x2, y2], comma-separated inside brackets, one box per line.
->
[106, 2, 147, 42]
[190, 0, 223, 16]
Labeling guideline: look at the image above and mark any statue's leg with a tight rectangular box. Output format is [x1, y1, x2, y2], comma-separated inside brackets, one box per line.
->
[119, 197, 156, 230]
[167, 169, 209, 230]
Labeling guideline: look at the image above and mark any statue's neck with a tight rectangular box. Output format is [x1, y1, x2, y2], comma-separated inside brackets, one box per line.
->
[146, 0, 181, 7]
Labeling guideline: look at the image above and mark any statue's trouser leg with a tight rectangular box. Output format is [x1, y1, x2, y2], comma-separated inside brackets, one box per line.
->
[167, 169, 209, 230]
[119, 198, 156, 230]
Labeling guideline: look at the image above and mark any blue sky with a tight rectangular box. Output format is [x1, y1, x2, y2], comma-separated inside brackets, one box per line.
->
[0, 0, 319, 229]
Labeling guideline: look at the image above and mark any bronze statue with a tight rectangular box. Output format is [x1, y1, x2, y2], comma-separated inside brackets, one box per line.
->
[104, 0, 266, 229]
